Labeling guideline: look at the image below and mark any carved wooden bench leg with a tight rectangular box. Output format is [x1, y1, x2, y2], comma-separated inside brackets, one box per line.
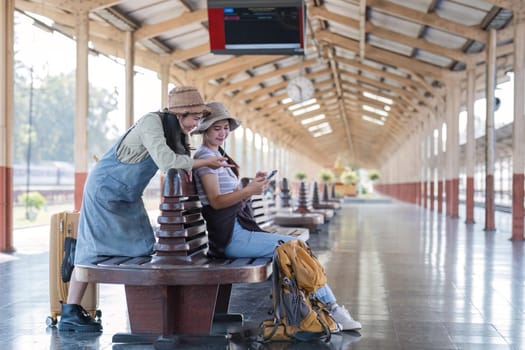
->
[112, 283, 246, 344]
[212, 284, 244, 334]
[214, 284, 232, 314]
[112, 284, 219, 344]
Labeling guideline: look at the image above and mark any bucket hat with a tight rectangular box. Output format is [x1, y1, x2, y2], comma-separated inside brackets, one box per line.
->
[193, 102, 241, 134]
[167, 86, 209, 115]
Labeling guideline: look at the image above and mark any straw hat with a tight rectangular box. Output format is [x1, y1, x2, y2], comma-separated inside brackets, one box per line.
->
[167, 86, 209, 115]
[193, 102, 241, 134]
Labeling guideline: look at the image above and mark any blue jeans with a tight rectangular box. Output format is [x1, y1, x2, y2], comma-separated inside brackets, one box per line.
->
[224, 219, 337, 305]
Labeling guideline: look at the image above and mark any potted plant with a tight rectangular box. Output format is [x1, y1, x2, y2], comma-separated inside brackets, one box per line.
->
[341, 170, 358, 185]
[367, 169, 380, 194]
[340, 170, 359, 196]
[368, 169, 380, 181]
[18, 191, 46, 221]
[295, 172, 307, 181]
[319, 170, 333, 183]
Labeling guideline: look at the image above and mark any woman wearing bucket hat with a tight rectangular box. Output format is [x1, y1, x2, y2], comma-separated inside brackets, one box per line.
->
[58, 87, 232, 333]
[193, 102, 362, 331]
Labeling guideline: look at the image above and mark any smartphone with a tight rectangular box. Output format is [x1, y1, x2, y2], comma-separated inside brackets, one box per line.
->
[266, 170, 278, 180]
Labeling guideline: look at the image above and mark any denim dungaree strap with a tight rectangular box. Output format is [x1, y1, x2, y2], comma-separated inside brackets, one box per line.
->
[74, 128, 159, 265]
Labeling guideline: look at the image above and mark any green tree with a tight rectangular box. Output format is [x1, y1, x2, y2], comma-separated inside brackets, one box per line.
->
[13, 59, 32, 162]
[86, 82, 120, 159]
[14, 65, 119, 165]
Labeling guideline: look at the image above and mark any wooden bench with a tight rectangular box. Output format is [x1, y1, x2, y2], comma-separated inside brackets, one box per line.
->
[279, 178, 334, 222]
[74, 169, 272, 346]
[249, 192, 311, 241]
[240, 176, 323, 234]
[312, 181, 341, 210]
[323, 181, 344, 206]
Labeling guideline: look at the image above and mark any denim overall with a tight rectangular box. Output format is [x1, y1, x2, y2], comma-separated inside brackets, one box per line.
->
[74, 130, 158, 265]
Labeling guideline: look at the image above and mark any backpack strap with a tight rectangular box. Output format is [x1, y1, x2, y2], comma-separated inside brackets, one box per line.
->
[272, 240, 288, 323]
[271, 239, 286, 321]
[310, 297, 333, 342]
[262, 250, 284, 341]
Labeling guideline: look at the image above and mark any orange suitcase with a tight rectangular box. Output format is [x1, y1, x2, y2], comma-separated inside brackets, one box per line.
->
[46, 210, 100, 326]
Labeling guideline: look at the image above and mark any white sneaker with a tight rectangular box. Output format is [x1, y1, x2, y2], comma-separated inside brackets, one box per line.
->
[331, 305, 362, 331]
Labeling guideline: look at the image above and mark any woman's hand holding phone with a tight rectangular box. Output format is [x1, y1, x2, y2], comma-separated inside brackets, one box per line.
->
[265, 170, 278, 180]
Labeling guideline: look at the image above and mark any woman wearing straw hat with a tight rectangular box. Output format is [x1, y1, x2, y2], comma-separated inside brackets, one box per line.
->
[193, 102, 362, 332]
[58, 87, 232, 333]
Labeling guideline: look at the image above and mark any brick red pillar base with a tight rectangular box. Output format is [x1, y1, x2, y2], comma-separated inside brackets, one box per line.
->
[0, 166, 14, 253]
[485, 174, 495, 231]
[415, 182, 419, 206]
[423, 182, 427, 208]
[511, 173, 525, 240]
[445, 179, 452, 216]
[437, 181, 443, 213]
[451, 178, 459, 218]
[75, 172, 88, 211]
[465, 176, 475, 223]
[430, 182, 435, 211]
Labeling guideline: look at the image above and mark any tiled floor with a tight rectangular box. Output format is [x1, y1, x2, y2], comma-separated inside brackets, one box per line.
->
[1, 199, 524, 349]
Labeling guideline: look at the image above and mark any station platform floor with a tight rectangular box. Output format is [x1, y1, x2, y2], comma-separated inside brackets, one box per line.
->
[1, 199, 524, 349]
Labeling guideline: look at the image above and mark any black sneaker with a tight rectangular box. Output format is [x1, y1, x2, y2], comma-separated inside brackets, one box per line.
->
[58, 304, 102, 332]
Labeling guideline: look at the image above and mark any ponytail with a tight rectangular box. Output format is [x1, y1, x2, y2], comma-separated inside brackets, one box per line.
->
[218, 147, 240, 177]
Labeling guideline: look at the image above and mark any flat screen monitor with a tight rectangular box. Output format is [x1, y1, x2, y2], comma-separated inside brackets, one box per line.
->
[207, 0, 306, 55]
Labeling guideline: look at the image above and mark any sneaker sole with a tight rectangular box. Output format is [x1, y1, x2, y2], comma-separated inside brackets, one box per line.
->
[58, 323, 102, 333]
[337, 322, 362, 331]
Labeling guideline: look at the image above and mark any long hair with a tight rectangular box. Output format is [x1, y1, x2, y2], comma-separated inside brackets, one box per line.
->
[158, 111, 191, 156]
[218, 146, 240, 177]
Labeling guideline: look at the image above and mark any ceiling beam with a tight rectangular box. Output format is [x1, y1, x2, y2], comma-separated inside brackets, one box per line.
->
[316, 30, 445, 79]
[483, 0, 521, 10]
[169, 43, 209, 62]
[366, 0, 488, 43]
[135, 9, 207, 41]
[194, 55, 283, 80]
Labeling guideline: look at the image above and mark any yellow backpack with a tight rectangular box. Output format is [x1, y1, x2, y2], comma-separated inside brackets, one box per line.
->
[260, 240, 339, 342]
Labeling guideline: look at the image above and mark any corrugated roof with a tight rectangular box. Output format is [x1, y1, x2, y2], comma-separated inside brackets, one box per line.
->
[14, 0, 516, 168]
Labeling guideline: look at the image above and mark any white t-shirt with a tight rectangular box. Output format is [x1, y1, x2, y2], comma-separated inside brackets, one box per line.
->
[193, 145, 240, 206]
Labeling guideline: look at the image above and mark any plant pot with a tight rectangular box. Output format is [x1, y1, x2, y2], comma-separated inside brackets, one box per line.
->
[25, 208, 37, 221]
